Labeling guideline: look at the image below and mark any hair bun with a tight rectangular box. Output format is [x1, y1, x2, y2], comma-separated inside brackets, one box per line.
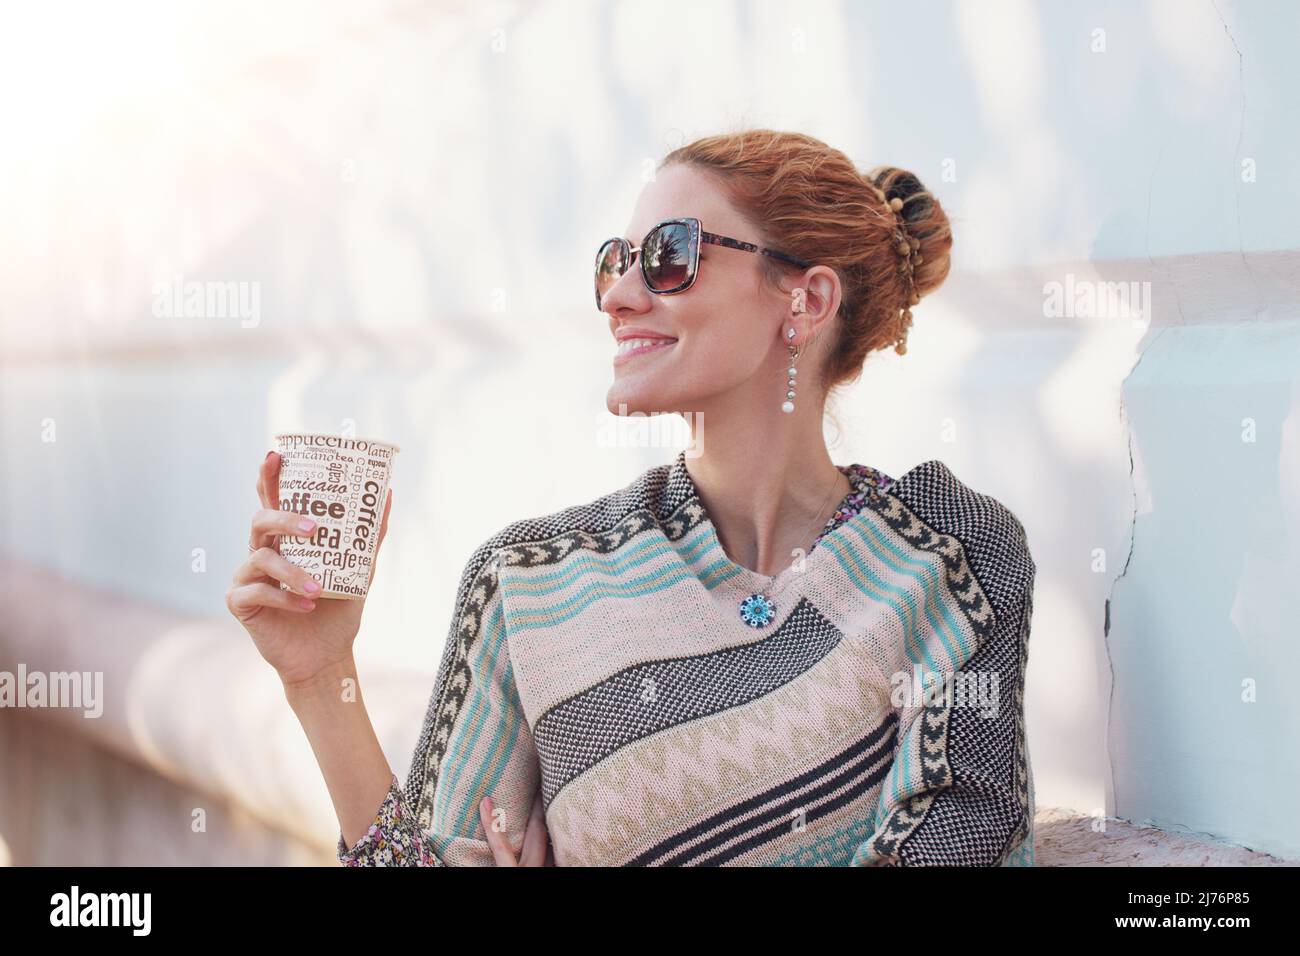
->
[868, 167, 936, 228]
[863, 165, 953, 354]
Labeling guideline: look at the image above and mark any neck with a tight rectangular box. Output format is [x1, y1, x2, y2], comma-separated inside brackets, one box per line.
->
[682, 405, 851, 579]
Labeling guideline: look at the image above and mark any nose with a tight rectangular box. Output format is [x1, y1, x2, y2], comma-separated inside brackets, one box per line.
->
[599, 256, 651, 323]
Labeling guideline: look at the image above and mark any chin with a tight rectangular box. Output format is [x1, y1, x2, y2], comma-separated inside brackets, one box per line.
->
[605, 373, 680, 416]
[606, 377, 721, 433]
[605, 382, 657, 417]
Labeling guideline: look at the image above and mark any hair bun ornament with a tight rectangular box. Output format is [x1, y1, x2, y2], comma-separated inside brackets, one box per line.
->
[866, 165, 939, 357]
[879, 187, 930, 357]
[894, 305, 914, 356]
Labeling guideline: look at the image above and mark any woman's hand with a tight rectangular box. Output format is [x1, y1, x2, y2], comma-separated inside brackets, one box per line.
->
[480, 792, 555, 866]
[226, 451, 393, 688]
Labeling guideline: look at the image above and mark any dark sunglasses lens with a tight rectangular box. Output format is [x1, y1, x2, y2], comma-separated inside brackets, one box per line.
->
[595, 239, 626, 307]
[642, 223, 692, 291]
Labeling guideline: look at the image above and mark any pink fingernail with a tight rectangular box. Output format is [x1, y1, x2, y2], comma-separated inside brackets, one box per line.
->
[299, 598, 315, 610]
[298, 519, 315, 532]
[304, 580, 320, 594]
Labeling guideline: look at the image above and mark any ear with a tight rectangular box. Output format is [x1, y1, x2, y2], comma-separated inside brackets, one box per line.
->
[800, 266, 840, 327]
[784, 265, 841, 346]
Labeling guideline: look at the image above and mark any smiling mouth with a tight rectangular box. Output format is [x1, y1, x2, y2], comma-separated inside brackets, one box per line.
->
[613, 337, 677, 365]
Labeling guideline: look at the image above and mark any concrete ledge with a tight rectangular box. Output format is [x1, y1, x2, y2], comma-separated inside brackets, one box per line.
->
[0, 709, 337, 866]
[0, 558, 434, 863]
[1033, 808, 1295, 866]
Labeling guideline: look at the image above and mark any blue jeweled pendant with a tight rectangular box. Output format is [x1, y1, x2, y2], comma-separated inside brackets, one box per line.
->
[739, 592, 776, 628]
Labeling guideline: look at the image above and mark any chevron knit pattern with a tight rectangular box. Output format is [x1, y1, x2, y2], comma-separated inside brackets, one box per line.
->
[337, 450, 1037, 866]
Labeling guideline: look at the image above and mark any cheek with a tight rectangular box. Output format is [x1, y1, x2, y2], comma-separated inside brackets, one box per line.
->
[677, 308, 770, 387]
[658, 267, 776, 385]
[689, 278, 768, 355]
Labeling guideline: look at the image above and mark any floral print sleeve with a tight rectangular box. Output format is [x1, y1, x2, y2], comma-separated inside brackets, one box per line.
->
[336, 774, 444, 866]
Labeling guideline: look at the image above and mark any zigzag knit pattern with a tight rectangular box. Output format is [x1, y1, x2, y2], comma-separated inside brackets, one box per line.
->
[337, 451, 1037, 866]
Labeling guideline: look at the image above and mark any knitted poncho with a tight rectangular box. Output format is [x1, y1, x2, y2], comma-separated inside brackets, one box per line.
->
[338, 450, 1036, 866]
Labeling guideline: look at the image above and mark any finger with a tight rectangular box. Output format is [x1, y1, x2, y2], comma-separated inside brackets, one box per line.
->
[234, 558, 274, 588]
[250, 448, 302, 552]
[519, 791, 548, 867]
[235, 546, 323, 597]
[265, 450, 281, 510]
[255, 451, 275, 511]
[247, 511, 303, 555]
[250, 506, 319, 554]
[226, 581, 317, 621]
[478, 796, 517, 867]
[251, 468, 275, 552]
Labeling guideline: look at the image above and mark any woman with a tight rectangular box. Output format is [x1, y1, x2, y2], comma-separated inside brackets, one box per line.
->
[227, 129, 1037, 867]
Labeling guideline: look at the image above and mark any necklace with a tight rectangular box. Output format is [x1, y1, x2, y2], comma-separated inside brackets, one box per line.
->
[738, 468, 849, 629]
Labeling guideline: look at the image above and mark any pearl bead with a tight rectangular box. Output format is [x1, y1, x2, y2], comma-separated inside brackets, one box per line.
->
[788, 379, 796, 387]
[788, 366, 797, 376]
[781, 400, 794, 413]
[786, 389, 796, 399]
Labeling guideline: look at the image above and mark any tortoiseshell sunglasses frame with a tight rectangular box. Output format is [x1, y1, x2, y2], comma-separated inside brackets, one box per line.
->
[594, 217, 811, 309]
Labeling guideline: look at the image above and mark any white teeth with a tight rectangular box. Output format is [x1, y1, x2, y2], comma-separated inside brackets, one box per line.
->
[616, 338, 675, 355]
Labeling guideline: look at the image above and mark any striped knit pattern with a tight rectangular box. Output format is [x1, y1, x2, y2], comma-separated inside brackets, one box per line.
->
[338, 451, 1037, 866]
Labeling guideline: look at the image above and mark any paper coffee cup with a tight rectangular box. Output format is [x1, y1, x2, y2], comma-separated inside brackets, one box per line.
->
[273, 433, 400, 600]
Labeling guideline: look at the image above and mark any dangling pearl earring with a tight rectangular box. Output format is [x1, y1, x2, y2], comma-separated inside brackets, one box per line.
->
[783, 289, 805, 414]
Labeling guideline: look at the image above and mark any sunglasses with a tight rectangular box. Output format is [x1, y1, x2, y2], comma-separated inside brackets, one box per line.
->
[594, 217, 811, 310]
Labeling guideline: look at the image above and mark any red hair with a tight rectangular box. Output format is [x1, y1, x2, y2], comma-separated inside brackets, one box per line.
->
[661, 129, 952, 394]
